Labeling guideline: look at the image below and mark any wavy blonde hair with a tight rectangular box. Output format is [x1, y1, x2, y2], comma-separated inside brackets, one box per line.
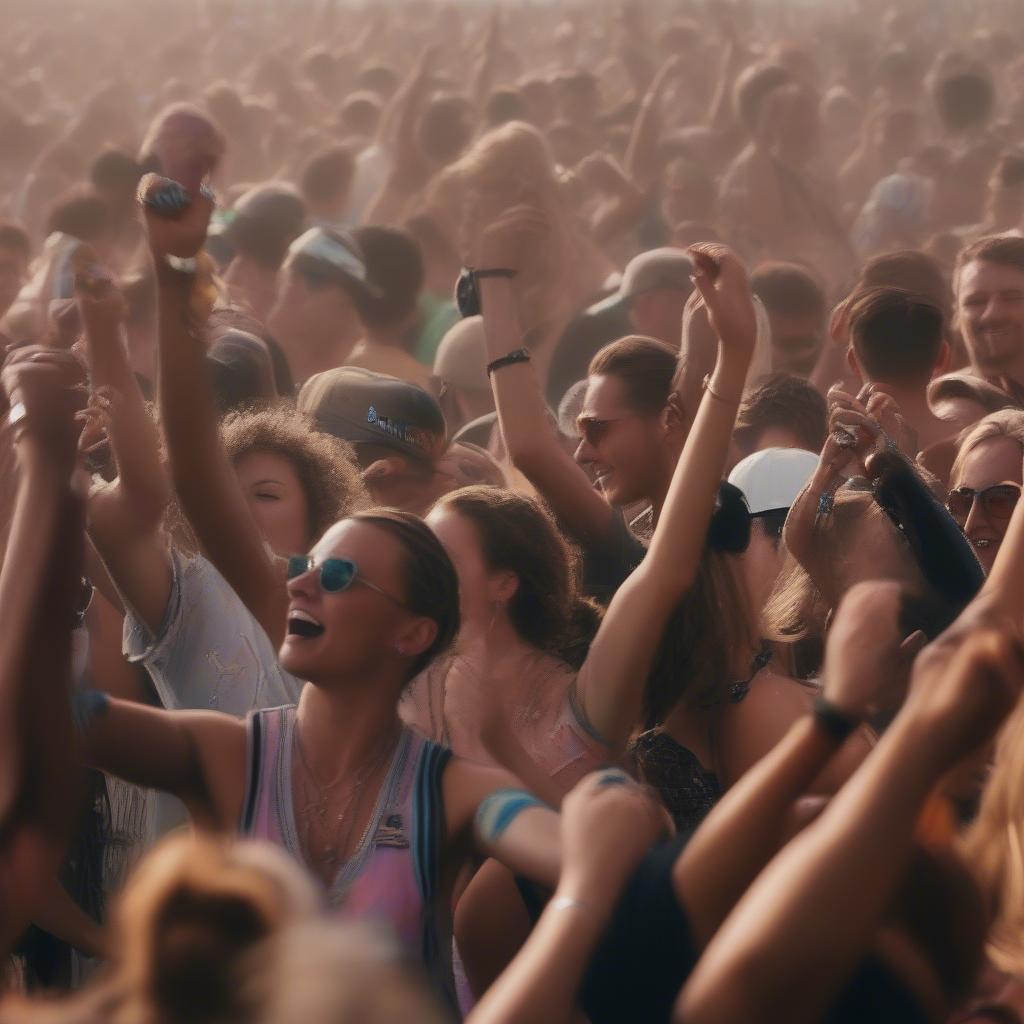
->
[949, 408, 1024, 489]
[961, 700, 1024, 974]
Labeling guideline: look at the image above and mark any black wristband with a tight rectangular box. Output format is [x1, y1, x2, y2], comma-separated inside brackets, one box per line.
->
[487, 348, 531, 376]
[813, 696, 861, 742]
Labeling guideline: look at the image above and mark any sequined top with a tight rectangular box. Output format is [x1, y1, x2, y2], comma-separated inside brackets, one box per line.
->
[630, 730, 722, 835]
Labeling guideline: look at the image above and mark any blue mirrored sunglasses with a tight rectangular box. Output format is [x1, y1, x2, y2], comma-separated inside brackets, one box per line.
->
[286, 556, 406, 607]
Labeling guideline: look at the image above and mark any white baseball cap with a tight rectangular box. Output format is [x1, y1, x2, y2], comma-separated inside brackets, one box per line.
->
[728, 447, 819, 516]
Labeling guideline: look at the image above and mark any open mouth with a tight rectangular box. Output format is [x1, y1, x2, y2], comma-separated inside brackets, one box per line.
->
[287, 610, 325, 638]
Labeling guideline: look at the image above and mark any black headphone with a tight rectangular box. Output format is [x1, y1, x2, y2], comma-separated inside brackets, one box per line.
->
[708, 481, 752, 554]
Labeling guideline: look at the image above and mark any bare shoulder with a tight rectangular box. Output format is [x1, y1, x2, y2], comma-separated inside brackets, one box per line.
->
[716, 670, 816, 785]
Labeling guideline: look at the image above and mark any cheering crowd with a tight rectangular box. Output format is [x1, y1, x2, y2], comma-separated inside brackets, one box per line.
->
[2, 0, 1024, 1020]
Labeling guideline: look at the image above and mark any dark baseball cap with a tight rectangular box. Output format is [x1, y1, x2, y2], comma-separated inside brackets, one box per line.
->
[298, 367, 447, 462]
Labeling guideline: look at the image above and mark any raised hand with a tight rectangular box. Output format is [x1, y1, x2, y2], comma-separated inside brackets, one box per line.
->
[475, 202, 550, 275]
[73, 252, 126, 336]
[76, 386, 116, 478]
[782, 431, 849, 575]
[559, 769, 671, 903]
[687, 243, 757, 366]
[903, 627, 1024, 769]
[137, 172, 216, 261]
[821, 581, 923, 720]
[828, 383, 917, 465]
[2, 347, 88, 466]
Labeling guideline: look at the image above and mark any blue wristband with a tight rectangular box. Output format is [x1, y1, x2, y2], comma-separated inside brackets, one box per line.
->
[71, 689, 110, 736]
[476, 788, 546, 841]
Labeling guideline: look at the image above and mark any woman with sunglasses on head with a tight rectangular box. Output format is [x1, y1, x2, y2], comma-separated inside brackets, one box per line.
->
[947, 410, 1024, 574]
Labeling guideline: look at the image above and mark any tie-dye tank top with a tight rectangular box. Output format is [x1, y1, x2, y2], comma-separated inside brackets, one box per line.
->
[239, 706, 454, 1003]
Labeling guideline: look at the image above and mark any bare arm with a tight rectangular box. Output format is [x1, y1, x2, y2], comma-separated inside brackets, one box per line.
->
[81, 697, 245, 830]
[141, 180, 287, 647]
[77, 265, 174, 634]
[577, 246, 756, 752]
[0, 350, 87, 955]
[362, 48, 435, 226]
[444, 758, 562, 889]
[477, 210, 619, 549]
[625, 57, 683, 190]
[468, 771, 668, 1024]
[676, 628, 1024, 1024]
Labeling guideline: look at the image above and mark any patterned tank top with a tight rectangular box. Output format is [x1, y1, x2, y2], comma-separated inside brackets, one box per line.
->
[239, 706, 454, 1004]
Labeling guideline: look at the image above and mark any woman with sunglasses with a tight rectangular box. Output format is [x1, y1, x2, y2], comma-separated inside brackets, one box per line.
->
[77, 224, 364, 721]
[66, 177, 563, 1001]
[948, 410, 1024, 573]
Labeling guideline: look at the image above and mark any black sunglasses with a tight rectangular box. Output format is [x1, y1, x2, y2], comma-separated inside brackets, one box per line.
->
[576, 415, 640, 447]
[947, 483, 1021, 525]
[286, 556, 406, 608]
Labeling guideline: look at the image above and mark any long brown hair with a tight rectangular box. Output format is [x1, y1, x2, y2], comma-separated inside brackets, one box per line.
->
[644, 548, 757, 728]
[433, 486, 601, 669]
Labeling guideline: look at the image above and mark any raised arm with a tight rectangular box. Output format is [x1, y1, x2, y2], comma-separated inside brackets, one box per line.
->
[476, 207, 619, 548]
[76, 262, 174, 634]
[577, 244, 756, 751]
[625, 56, 683, 190]
[140, 175, 288, 646]
[576, 153, 649, 248]
[467, 770, 668, 1024]
[362, 47, 436, 226]
[0, 349, 87, 954]
[676, 627, 1024, 1024]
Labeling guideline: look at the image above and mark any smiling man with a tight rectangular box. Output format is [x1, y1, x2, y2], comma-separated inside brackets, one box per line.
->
[955, 235, 1024, 407]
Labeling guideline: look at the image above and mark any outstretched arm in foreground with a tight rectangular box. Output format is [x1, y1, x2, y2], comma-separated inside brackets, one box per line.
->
[676, 626, 1024, 1024]
[467, 770, 668, 1024]
[672, 580, 913, 949]
[0, 349, 87, 955]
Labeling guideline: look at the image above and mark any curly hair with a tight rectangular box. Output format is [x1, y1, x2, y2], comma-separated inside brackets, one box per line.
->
[220, 403, 368, 544]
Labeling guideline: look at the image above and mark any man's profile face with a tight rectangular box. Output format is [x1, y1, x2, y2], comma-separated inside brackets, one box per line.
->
[957, 258, 1024, 383]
